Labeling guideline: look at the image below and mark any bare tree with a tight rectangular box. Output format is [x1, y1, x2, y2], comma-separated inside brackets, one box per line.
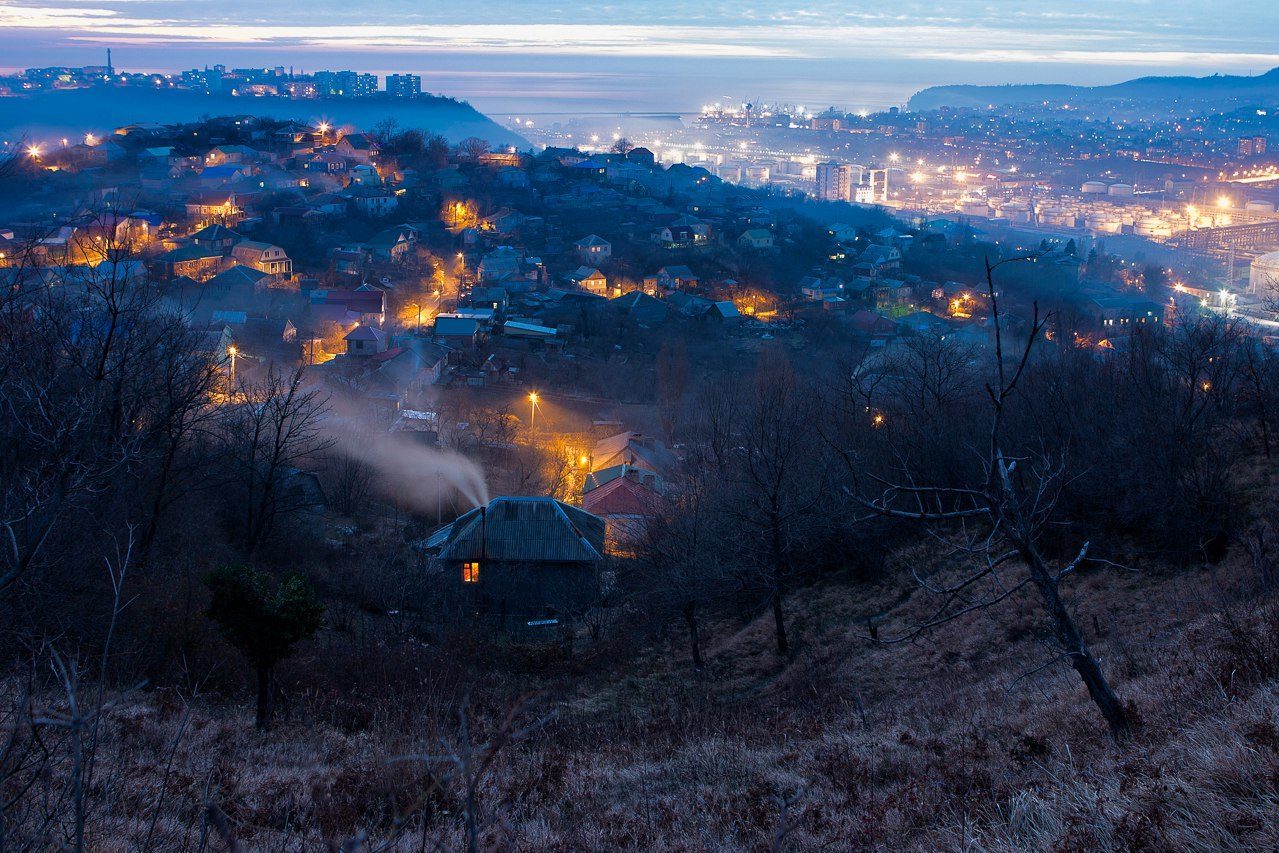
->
[221, 367, 332, 554]
[634, 471, 726, 668]
[728, 348, 827, 656]
[844, 257, 1132, 739]
[656, 337, 689, 443]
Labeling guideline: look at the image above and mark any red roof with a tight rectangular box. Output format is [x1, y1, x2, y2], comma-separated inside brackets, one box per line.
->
[581, 474, 660, 517]
[371, 346, 405, 363]
[850, 309, 897, 336]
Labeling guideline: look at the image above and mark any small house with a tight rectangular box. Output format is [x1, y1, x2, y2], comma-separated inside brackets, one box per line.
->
[574, 234, 612, 263]
[436, 496, 606, 619]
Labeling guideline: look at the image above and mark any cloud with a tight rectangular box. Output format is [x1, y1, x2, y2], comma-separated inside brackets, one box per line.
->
[1, 0, 1276, 71]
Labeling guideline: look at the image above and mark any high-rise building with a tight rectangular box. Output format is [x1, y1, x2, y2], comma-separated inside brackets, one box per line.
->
[815, 161, 851, 201]
[386, 73, 422, 98]
[314, 70, 378, 97]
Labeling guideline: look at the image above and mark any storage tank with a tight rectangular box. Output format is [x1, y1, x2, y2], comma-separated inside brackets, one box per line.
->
[1246, 200, 1276, 213]
[1135, 216, 1171, 238]
[1250, 252, 1279, 295]
[1085, 214, 1122, 234]
[1081, 180, 1108, 194]
[1107, 183, 1134, 197]
[1001, 201, 1032, 223]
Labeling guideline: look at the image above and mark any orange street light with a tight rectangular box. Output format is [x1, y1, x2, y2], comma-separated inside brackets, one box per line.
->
[528, 391, 539, 430]
[227, 344, 239, 388]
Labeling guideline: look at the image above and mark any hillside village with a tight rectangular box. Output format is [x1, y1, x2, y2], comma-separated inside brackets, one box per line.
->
[4, 115, 1176, 419]
[5, 110, 1278, 849]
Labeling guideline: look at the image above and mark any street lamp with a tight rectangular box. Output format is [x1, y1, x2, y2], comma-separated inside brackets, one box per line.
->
[528, 391, 539, 430]
[227, 344, 238, 391]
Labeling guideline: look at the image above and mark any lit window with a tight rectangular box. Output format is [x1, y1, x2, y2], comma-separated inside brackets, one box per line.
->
[462, 562, 480, 583]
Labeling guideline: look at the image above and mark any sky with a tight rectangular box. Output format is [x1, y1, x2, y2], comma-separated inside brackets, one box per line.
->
[2, 1, 1279, 113]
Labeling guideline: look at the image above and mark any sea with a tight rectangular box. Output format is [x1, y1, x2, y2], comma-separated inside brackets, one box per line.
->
[0, 55, 930, 145]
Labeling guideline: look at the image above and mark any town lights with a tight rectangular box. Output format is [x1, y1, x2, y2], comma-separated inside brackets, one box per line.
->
[1216, 196, 1232, 209]
[888, 152, 900, 163]
[25, 144, 41, 159]
[910, 171, 926, 184]
[84, 133, 96, 146]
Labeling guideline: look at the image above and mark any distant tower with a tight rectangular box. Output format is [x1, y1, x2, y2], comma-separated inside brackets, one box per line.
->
[107, 48, 114, 76]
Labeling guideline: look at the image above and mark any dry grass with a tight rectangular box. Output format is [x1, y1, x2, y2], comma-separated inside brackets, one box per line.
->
[5, 543, 1279, 850]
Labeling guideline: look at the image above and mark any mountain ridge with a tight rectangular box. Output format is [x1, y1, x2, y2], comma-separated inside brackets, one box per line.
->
[909, 66, 1279, 112]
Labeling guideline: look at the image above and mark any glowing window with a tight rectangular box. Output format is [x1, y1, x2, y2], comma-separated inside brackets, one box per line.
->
[462, 562, 480, 584]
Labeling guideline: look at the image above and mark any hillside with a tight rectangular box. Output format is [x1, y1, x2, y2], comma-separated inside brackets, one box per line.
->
[0, 87, 527, 146]
[14, 500, 1279, 849]
[909, 66, 1279, 113]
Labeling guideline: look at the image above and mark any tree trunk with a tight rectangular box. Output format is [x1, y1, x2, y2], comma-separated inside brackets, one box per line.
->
[683, 602, 703, 669]
[771, 588, 789, 656]
[1023, 544, 1129, 740]
[769, 514, 790, 656]
[255, 664, 273, 730]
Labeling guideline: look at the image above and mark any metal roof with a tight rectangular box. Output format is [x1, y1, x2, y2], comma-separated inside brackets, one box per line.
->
[438, 497, 604, 564]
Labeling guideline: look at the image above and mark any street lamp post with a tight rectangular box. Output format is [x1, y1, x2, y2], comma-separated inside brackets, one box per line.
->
[227, 344, 238, 393]
[528, 391, 539, 431]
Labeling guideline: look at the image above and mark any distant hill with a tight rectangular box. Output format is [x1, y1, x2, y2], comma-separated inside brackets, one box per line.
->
[909, 66, 1279, 112]
[0, 86, 527, 147]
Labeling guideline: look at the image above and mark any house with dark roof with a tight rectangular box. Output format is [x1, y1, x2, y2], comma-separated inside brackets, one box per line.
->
[737, 228, 776, 250]
[335, 133, 381, 162]
[574, 234, 612, 263]
[364, 225, 418, 262]
[230, 240, 292, 277]
[433, 314, 481, 348]
[190, 224, 241, 251]
[312, 288, 386, 325]
[849, 309, 899, 341]
[345, 324, 388, 356]
[149, 244, 226, 281]
[345, 185, 398, 218]
[435, 496, 606, 618]
[609, 291, 669, 326]
[206, 264, 270, 292]
[567, 266, 609, 296]
[860, 244, 902, 271]
[468, 286, 509, 315]
[655, 265, 699, 291]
